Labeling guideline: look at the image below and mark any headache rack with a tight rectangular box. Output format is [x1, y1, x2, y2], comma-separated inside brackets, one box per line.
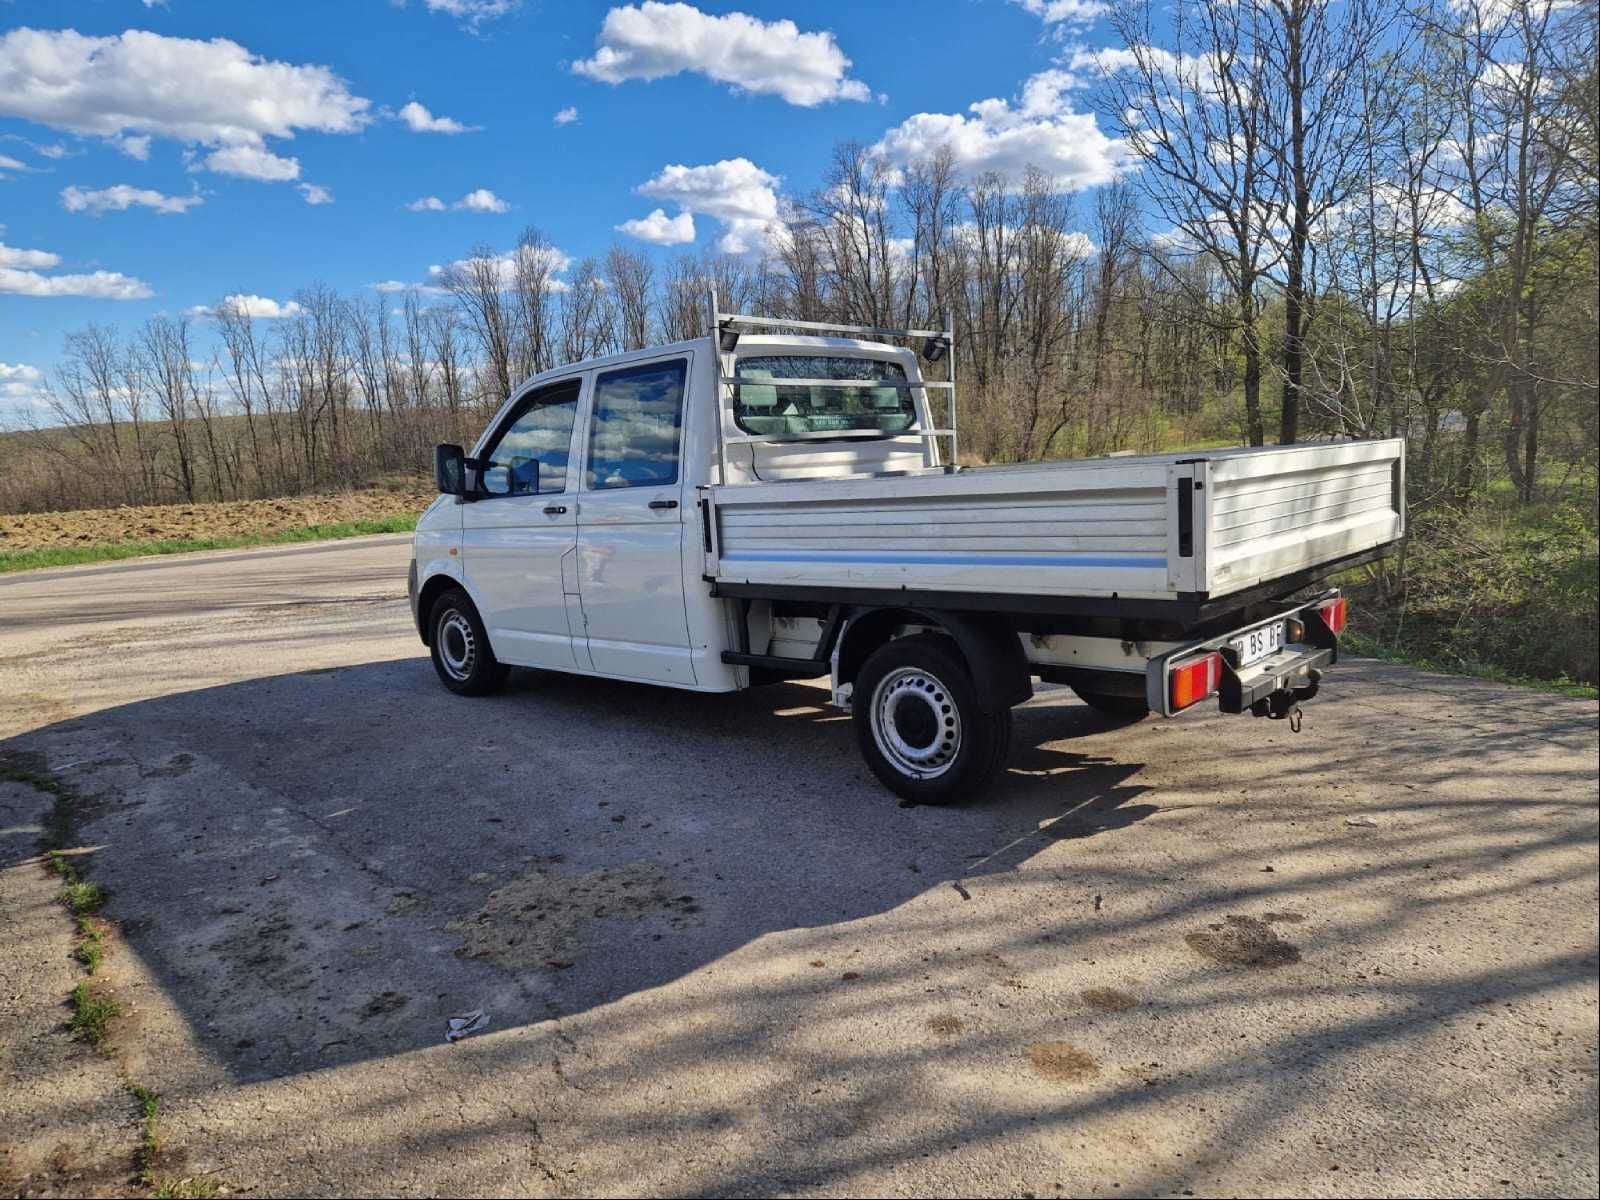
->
[706, 290, 960, 486]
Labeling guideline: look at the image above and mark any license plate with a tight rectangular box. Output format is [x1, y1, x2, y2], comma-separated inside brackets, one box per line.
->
[1230, 621, 1286, 667]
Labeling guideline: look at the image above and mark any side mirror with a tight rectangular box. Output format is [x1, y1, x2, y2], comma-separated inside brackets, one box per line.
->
[434, 443, 466, 497]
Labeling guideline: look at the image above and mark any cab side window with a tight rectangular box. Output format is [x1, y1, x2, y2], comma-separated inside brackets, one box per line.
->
[478, 378, 581, 497]
[585, 359, 687, 490]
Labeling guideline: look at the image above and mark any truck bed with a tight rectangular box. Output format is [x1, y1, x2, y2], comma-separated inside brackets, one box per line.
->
[701, 439, 1404, 612]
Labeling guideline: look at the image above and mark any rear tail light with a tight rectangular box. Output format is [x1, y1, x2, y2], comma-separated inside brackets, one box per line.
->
[1319, 596, 1348, 635]
[1169, 651, 1223, 712]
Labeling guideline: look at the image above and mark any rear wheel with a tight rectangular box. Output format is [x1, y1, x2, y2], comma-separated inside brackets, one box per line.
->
[429, 588, 509, 696]
[852, 633, 1011, 805]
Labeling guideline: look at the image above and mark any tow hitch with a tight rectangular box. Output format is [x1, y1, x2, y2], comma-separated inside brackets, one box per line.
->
[1252, 667, 1322, 731]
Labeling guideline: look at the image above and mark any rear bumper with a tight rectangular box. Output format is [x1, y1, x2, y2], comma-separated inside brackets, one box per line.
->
[1148, 589, 1340, 717]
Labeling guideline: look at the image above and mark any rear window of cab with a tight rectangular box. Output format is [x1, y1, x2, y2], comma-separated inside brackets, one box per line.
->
[731, 355, 916, 437]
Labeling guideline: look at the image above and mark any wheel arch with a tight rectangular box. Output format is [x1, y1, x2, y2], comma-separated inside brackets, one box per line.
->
[836, 606, 1031, 713]
[416, 570, 478, 647]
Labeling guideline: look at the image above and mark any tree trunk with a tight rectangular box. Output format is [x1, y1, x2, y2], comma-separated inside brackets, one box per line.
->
[1280, 2, 1308, 445]
[1241, 294, 1266, 446]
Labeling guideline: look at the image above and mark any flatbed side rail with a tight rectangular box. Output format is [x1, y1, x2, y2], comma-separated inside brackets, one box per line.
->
[707, 290, 958, 484]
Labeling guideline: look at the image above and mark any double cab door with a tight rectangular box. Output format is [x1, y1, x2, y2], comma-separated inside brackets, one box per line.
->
[462, 353, 695, 685]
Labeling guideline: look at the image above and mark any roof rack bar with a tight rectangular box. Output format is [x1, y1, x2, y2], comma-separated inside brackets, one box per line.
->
[729, 377, 954, 391]
[707, 288, 958, 484]
[722, 428, 956, 446]
[720, 311, 950, 341]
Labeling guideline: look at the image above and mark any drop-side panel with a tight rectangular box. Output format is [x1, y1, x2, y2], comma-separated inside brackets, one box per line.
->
[1202, 439, 1404, 598]
[708, 459, 1177, 601]
[704, 439, 1403, 608]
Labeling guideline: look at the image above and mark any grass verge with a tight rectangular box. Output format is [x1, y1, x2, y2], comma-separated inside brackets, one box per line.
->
[1345, 631, 1600, 699]
[0, 513, 418, 574]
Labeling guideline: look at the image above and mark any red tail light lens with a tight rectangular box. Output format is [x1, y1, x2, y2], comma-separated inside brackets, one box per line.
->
[1319, 597, 1348, 635]
[1169, 651, 1223, 712]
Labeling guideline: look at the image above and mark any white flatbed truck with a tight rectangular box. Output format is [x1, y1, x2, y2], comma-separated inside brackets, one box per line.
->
[410, 298, 1405, 802]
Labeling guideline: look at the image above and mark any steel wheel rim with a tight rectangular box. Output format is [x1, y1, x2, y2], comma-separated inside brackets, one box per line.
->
[437, 610, 477, 681]
[871, 665, 961, 780]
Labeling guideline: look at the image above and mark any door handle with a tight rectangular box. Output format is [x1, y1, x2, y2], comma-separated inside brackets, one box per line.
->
[648, 499, 679, 510]
[543, 504, 567, 515]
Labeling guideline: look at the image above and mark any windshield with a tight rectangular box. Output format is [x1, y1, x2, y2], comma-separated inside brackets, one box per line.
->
[732, 355, 916, 437]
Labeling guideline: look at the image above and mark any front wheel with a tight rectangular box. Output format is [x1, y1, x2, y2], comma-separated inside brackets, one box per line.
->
[852, 634, 1011, 805]
[428, 589, 509, 696]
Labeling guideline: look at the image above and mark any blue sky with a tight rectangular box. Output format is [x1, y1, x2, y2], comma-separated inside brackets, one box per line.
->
[0, 0, 1126, 422]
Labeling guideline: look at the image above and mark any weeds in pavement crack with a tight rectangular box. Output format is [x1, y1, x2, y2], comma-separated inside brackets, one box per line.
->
[68, 981, 119, 1045]
[46, 836, 109, 975]
[11, 754, 223, 1197]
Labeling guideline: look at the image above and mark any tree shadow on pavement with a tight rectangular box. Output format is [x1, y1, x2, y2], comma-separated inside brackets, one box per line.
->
[0, 661, 1152, 1082]
[3, 656, 1596, 1196]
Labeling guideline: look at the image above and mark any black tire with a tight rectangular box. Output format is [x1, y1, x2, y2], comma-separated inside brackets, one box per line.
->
[428, 588, 510, 696]
[1070, 687, 1151, 719]
[852, 633, 1011, 805]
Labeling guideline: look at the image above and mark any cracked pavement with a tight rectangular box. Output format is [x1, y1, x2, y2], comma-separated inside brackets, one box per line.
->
[1, 534, 1596, 1197]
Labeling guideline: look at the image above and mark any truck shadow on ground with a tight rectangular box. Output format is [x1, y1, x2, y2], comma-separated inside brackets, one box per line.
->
[5, 657, 1597, 1197]
[2, 659, 1156, 1083]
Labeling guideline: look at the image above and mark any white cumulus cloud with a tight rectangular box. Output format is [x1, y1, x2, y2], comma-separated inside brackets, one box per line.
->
[574, 2, 870, 107]
[0, 241, 60, 270]
[421, 0, 520, 25]
[0, 361, 48, 420]
[872, 69, 1126, 188]
[115, 134, 153, 161]
[422, 241, 574, 291]
[448, 188, 510, 213]
[553, 106, 580, 125]
[199, 143, 301, 181]
[616, 207, 696, 246]
[1011, 0, 1107, 25]
[0, 266, 152, 299]
[216, 293, 304, 319]
[0, 361, 43, 393]
[397, 100, 478, 134]
[637, 157, 781, 253]
[298, 182, 334, 205]
[405, 189, 511, 215]
[0, 27, 370, 184]
[60, 183, 202, 216]
[0, 238, 152, 299]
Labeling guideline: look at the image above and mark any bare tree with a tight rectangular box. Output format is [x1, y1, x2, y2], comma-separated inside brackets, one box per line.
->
[1260, 0, 1401, 443]
[1439, 0, 1592, 500]
[898, 146, 960, 329]
[428, 303, 469, 442]
[139, 315, 199, 502]
[509, 226, 559, 381]
[48, 325, 134, 506]
[556, 257, 617, 365]
[807, 141, 901, 328]
[1098, 0, 1287, 445]
[442, 245, 516, 405]
[605, 243, 655, 350]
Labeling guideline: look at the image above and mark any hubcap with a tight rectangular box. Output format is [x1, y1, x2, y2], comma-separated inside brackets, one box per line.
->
[437, 610, 477, 681]
[870, 666, 962, 780]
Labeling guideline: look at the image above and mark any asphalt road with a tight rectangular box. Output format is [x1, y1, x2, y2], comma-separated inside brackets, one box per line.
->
[2, 536, 1596, 1198]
